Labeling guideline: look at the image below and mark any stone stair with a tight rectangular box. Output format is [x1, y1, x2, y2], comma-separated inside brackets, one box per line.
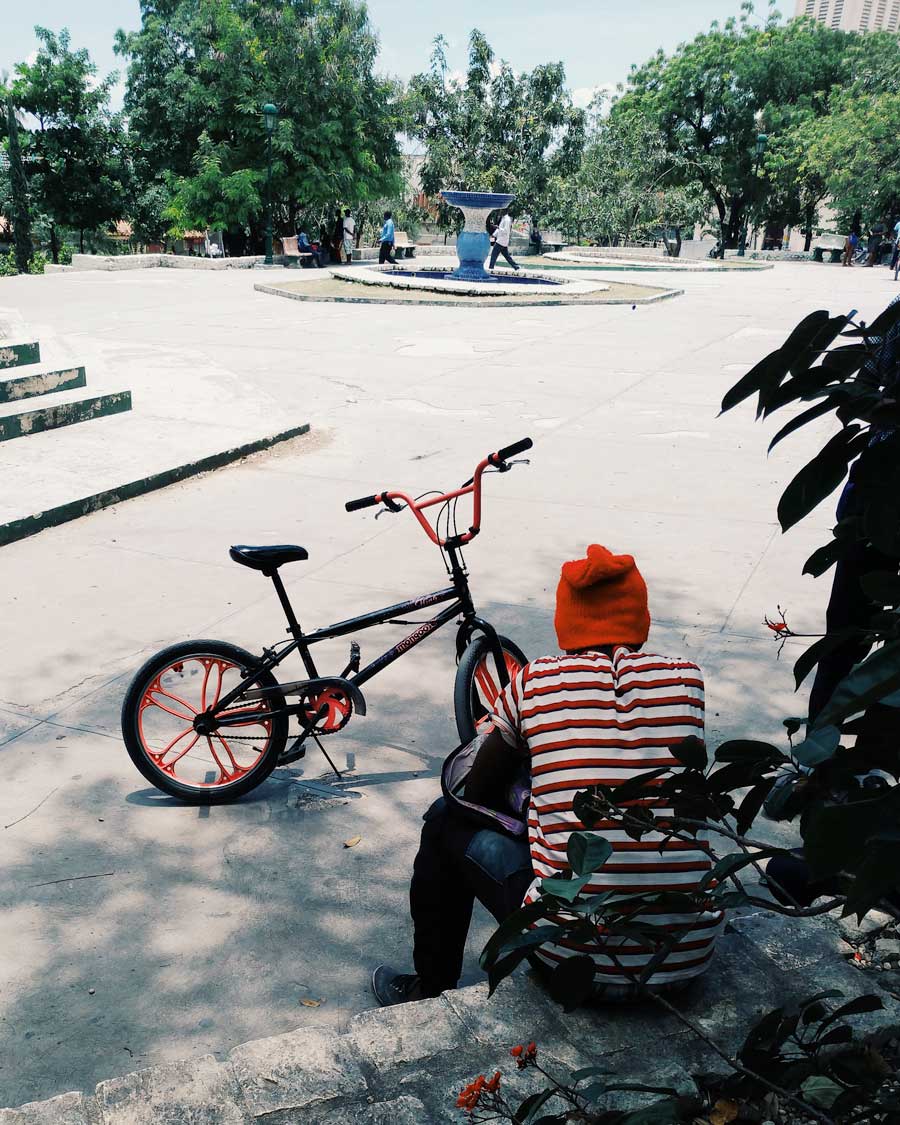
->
[0, 334, 132, 443]
[0, 363, 86, 404]
[1, 908, 894, 1124]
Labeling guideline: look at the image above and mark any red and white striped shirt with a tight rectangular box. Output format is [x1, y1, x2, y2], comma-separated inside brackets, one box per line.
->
[490, 647, 723, 987]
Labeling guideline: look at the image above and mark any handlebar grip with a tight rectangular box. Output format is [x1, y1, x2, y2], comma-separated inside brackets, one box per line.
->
[345, 494, 380, 513]
[493, 437, 533, 463]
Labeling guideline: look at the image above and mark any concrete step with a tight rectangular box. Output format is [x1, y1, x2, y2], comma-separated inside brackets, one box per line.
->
[0, 386, 132, 442]
[0, 339, 40, 370]
[0, 407, 309, 545]
[0, 364, 87, 405]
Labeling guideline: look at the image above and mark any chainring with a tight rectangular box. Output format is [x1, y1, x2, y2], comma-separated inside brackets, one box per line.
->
[301, 687, 353, 736]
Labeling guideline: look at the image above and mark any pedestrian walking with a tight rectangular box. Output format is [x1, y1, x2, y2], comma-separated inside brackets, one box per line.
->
[379, 210, 396, 265]
[489, 209, 519, 271]
[342, 209, 355, 264]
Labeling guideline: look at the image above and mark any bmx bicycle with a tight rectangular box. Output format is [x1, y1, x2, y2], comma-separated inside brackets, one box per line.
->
[120, 438, 533, 804]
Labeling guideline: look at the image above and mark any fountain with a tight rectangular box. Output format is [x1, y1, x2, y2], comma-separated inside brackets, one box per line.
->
[440, 190, 515, 281]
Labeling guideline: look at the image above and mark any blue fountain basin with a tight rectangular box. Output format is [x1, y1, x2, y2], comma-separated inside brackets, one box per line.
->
[440, 190, 515, 210]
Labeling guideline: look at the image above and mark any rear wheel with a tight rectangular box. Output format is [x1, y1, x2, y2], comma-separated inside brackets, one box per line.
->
[121, 640, 288, 804]
[454, 633, 527, 744]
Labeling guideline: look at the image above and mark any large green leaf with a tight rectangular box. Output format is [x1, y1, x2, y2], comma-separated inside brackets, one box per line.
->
[859, 571, 900, 607]
[735, 777, 776, 834]
[777, 425, 867, 532]
[669, 735, 707, 770]
[714, 739, 781, 763]
[720, 348, 786, 414]
[793, 628, 860, 689]
[540, 873, 593, 902]
[813, 639, 900, 728]
[767, 397, 838, 452]
[792, 724, 840, 767]
[801, 1075, 843, 1109]
[803, 536, 851, 576]
[567, 832, 613, 877]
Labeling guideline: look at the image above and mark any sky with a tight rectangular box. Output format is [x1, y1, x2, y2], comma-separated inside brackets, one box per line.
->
[1, 0, 761, 112]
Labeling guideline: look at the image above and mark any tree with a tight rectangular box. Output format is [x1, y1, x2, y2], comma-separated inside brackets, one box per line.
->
[12, 28, 129, 259]
[4, 95, 33, 272]
[116, 0, 402, 246]
[405, 30, 585, 230]
[802, 89, 900, 229]
[615, 6, 848, 255]
[546, 100, 706, 252]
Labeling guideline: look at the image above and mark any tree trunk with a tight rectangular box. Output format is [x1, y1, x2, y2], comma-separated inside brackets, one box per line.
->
[803, 202, 814, 252]
[49, 223, 59, 265]
[79, 229, 85, 254]
[6, 96, 33, 274]
[662, 227, 682, 258]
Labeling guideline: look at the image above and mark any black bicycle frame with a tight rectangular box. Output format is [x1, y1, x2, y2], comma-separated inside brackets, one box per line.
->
[210, 546, 509, 720]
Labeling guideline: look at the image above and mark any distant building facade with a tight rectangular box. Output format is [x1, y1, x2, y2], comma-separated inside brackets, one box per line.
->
[795, 0, 900, 31]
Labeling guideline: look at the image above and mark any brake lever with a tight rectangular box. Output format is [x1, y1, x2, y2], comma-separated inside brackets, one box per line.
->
[375, 497, 406, 519]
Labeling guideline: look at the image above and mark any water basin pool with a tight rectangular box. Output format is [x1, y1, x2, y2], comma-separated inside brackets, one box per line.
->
[386, 268, 560, 287]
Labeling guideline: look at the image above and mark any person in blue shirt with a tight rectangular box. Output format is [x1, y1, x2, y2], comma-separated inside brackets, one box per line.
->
[379, 211, 397, 265]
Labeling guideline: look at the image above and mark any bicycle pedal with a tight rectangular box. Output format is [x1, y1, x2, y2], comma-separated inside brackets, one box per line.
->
[341, 641, 361, 678]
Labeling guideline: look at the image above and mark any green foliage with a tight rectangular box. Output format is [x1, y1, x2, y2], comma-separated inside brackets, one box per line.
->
[4, 94, 33, 273]
[615, 7, 848, 250]
[546, 103, 706, 249]
[405, 30, 584, 228]
[0, 251, 18, 276]
[116, 0, 402, 238]
[11, 27, 129, 261]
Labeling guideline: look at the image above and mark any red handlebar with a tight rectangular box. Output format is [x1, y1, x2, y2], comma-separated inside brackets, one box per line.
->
[344, 438, 532, 547]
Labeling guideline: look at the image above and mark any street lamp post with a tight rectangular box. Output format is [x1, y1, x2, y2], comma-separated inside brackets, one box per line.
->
[262, 102, 278, 265]
[738, 132, 768, 257]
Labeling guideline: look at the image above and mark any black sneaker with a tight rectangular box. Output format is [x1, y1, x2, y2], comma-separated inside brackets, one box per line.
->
[371, 964, 424, 1007]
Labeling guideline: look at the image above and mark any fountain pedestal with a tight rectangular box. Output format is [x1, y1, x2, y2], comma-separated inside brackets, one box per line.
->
[440, 190, 515, 282]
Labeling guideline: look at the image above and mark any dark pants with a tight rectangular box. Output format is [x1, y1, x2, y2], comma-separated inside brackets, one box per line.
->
[410, 798, 533, 998]
[489, 242, 518, 270]
[379, 241, 396, 265]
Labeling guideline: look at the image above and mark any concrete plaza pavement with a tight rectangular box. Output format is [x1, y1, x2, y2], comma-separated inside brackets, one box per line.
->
[1, 260, 897, 1107]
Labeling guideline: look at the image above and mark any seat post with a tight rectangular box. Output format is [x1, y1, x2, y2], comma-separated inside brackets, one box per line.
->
[267, 569, 303, 640]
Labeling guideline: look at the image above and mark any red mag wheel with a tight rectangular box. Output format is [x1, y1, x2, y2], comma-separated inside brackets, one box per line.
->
[121, 640, 288, 804]
[454, 634, 527, 744]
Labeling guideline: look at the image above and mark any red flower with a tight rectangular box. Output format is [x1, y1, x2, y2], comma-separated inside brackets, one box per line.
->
[455, 1075, 488, 1112]
[510, 1045, 524, 1058]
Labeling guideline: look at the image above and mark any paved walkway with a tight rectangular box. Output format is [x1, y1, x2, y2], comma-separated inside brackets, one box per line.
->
[1, 260, 897, 1107]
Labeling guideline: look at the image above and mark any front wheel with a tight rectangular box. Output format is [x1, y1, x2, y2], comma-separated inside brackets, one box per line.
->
[121, 640, 289, 804]
[454, 633, 527, 744]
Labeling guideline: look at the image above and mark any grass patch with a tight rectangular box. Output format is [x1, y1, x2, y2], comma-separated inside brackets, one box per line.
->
[263, 276, 672, 306]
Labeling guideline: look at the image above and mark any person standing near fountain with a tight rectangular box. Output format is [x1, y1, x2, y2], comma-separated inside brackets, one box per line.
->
[379, 210, 397, 265]
[489, 208, 520, 272]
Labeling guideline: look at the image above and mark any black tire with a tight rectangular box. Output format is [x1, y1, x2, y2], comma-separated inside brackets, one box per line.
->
[121, 639, 289, 804]
[454, 633, 527, 744]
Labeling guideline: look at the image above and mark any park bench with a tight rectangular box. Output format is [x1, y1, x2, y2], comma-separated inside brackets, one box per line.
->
[812, 239, 844, 263]
[394, 231, 416, 258]
[280, 235, 315, 267]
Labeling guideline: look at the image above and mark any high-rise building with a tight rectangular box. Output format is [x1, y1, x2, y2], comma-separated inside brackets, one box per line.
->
[795, 0, 900, 30]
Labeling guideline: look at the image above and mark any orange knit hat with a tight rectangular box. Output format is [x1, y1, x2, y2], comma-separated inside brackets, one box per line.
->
[554, 545, 650, 650]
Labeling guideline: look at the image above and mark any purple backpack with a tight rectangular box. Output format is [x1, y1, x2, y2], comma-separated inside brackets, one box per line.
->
[441, 730, 530, 838]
